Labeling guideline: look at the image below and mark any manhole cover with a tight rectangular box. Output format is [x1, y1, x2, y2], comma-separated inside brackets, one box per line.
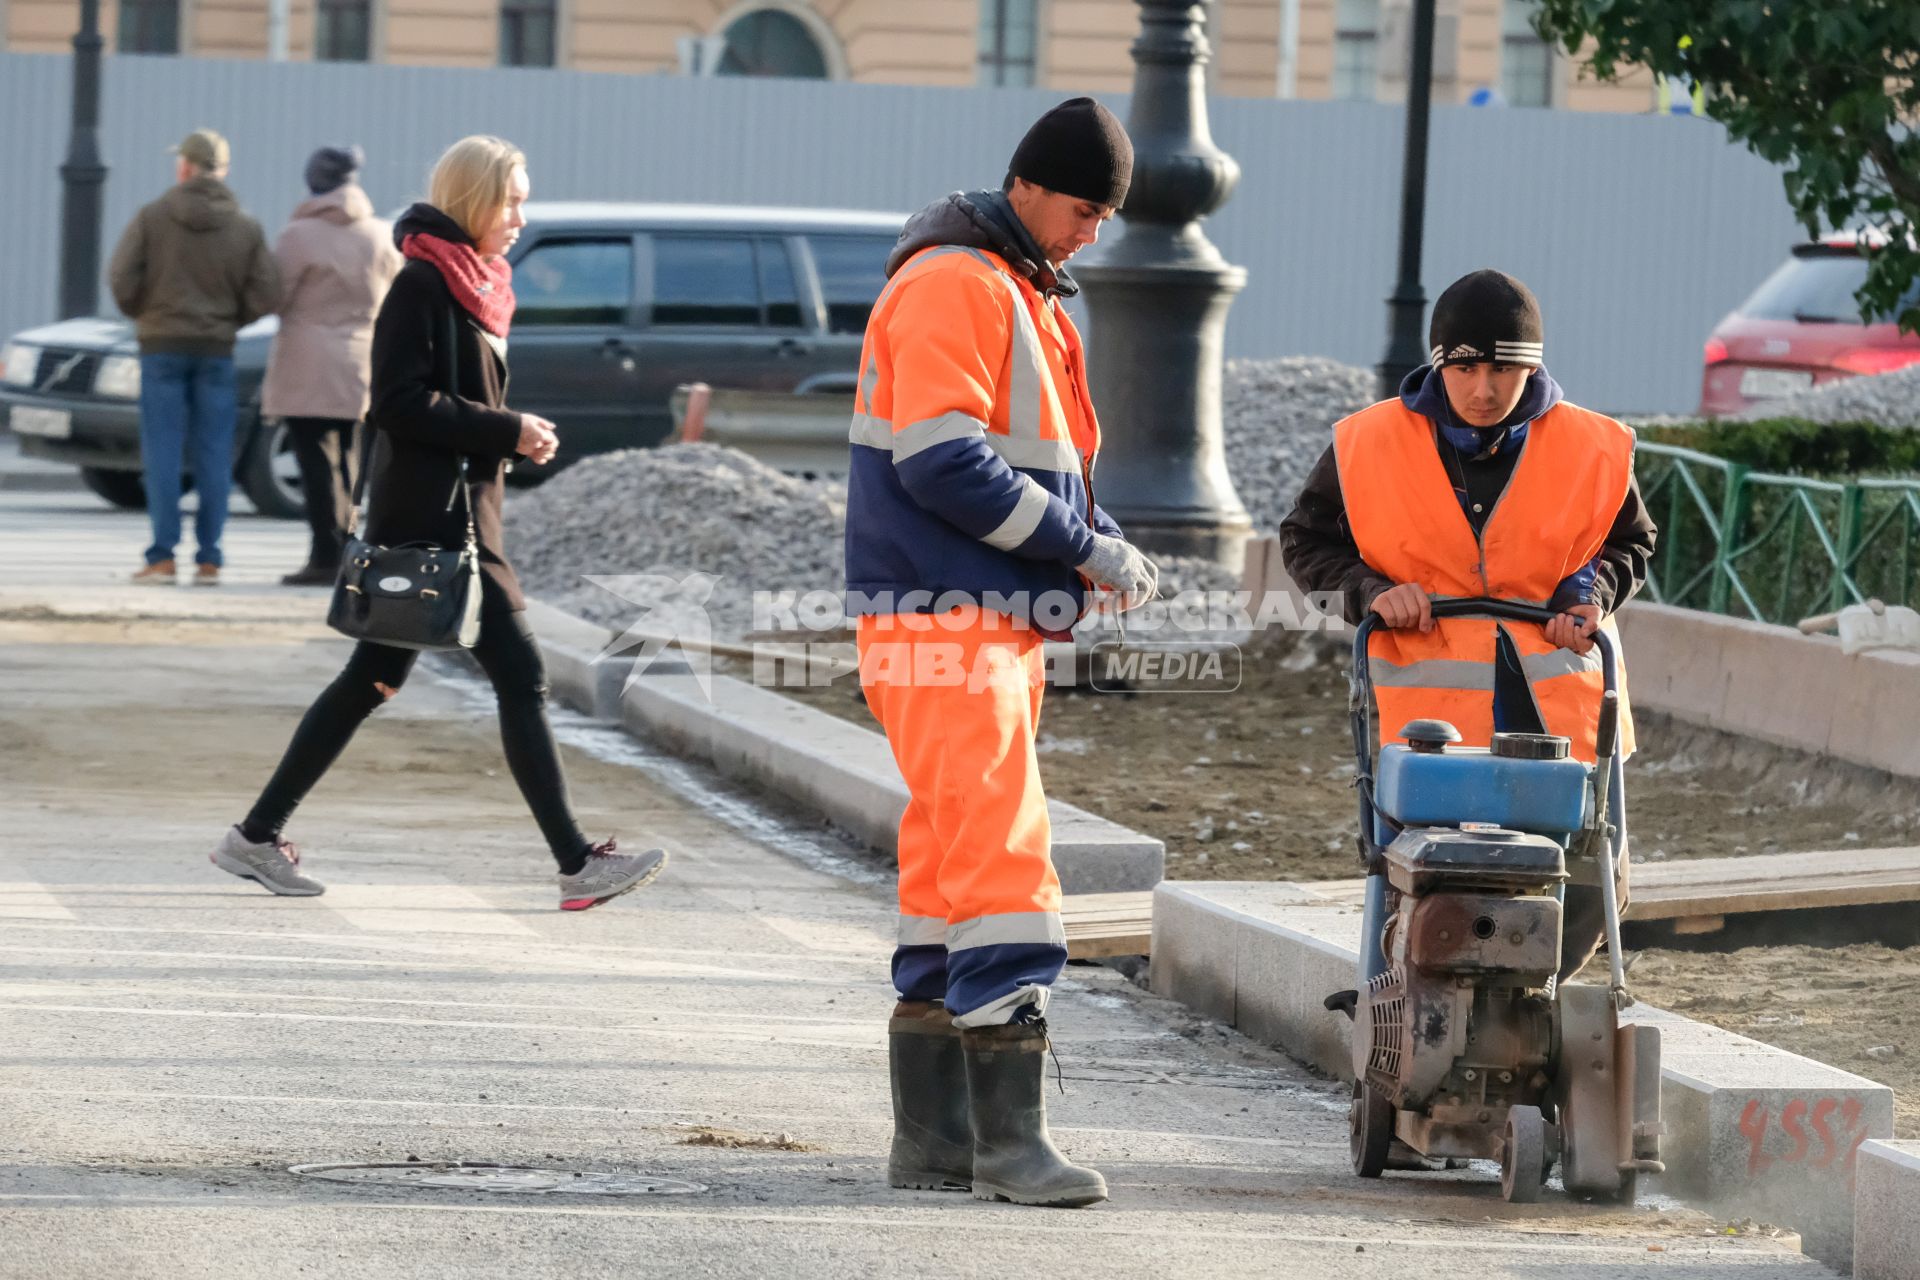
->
[287, 1162, 706, 1196]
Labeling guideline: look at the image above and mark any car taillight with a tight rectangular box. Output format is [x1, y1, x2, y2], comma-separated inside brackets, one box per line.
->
[1704, 338, 1729, 365]
[1831, 347, 1920, 375]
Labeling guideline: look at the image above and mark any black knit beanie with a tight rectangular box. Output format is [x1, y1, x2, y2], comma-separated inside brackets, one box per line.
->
[1007, 98, 1133, 209]
[1429, 269, 1544, 368]
[305, 144, 364, 196]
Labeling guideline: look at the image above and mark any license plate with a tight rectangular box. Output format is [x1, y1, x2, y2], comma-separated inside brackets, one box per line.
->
[1739, 368, 1813, 400]
[10, 406, 72, 438]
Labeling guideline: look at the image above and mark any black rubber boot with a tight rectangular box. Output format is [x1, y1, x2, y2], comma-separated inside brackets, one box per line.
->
[961, 1018, 1108, 1207]
[888, 1000, 973, 1191]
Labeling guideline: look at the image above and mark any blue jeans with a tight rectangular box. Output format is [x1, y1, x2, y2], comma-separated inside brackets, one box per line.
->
[139, 353, 236, 567]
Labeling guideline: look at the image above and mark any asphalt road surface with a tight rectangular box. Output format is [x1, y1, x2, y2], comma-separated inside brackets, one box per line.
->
[0, 486, 1827, 1279]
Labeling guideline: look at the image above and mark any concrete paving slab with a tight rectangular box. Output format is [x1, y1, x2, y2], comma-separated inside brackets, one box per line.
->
[1855, 1140, 1920, 1280]
[1618, 602, 1920, 779]
[1152, 880, 1893, 1268]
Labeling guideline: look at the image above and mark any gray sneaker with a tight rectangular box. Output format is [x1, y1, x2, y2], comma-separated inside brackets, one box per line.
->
[210, 825, 326, 896]
[558, 839, 667, 911]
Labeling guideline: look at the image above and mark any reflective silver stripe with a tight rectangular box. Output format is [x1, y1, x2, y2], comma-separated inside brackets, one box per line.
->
[893, 410, 988, 461]
[857, 350, 879, 414]
[989, 271, 1077, 458]
[980, 476, 1051, 551]
[990, 434, 1080, 474]
[991, 272, 1046, 444]
[851, 410, 1076, 473]
[898, 914, 947, 947]
[848, 411, 894, 448]
[863, 245, 1082, 477]
[947, 910, 1068, 952]
[1521, 647, 1602, 682]
[1370, 657, 1495, 691]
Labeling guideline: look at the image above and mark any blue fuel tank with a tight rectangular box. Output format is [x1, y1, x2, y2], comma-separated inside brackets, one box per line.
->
[1375, 732, 1590, 838]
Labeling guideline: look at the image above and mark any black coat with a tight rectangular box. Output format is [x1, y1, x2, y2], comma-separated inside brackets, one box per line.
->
[363, 248, 525, 613]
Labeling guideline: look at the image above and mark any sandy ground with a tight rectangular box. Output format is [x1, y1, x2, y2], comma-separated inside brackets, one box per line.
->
[776, 633, 1920, 884]
[1627, 945, 1920, 1138]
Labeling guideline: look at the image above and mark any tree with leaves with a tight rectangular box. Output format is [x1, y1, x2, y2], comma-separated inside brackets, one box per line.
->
[1530, 0, 1920, 332]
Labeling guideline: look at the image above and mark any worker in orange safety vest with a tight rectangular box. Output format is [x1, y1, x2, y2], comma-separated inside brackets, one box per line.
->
[844, 98, 1159, 1209]
[1279, 269, 1658, 981]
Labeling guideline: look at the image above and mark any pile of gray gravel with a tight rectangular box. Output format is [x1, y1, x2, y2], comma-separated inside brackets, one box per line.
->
[507, 443, 845, 642]
[1737, 363, 1920, 427]
[507, 357, 1374, 642]
[509, 442, 1244, 643]
[1220, 356, 1379, 535]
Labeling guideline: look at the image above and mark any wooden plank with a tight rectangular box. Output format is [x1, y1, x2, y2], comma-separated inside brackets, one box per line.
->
[1062, 845, 1920, 959]
[1304, 845, 1920, 924]
[1063, 890, 1154, 959]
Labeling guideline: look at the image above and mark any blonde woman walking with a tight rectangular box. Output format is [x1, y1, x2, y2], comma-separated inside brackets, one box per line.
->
[212, 136, 668, 909]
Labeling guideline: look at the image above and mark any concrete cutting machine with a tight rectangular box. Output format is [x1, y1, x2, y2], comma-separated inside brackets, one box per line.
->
[1326, 597, 1664, 1203]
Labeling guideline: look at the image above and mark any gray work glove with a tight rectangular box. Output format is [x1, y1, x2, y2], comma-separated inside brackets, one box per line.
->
[1078, 534, 1160, 610]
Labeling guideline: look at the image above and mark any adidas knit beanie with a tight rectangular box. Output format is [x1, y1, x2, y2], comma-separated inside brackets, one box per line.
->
[1429, 269, 1544, 368]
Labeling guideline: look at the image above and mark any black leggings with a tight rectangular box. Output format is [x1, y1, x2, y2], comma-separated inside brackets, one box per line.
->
[244, 610, 593, 871]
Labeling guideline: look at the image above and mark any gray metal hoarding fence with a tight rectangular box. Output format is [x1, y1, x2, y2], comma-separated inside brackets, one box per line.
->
[0, 50, 1802, 414]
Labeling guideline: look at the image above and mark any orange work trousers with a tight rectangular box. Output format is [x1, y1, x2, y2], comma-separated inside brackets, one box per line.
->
[856, 605, 1067, 1027]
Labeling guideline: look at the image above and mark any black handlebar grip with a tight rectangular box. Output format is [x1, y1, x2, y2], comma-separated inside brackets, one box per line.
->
[1595, 690, 1621, 760]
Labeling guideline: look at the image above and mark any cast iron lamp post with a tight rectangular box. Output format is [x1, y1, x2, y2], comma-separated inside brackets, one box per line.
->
[1076, 0, 1251, 572]
[1376, 0, 1437, 398]
[59, 0, 108, 320]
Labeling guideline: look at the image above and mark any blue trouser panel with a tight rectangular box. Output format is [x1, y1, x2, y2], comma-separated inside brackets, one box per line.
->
[944, 940, 1067, 1020]
[139, 353, 237, 567]
[891, 941, 1069, 1018]
[893, 945, 948, 1003]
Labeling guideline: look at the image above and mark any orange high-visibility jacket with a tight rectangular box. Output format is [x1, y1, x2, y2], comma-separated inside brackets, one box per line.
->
[844, 243, 1119, 637]
[1333, 398, 1637, 761]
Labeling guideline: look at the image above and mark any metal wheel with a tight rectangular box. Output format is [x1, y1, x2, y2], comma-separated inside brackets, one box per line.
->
[1502, 1105, 1547, 1203]
[1350, 1080, 1392, 1179]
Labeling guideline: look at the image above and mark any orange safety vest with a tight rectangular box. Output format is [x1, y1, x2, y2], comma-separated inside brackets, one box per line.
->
[1332, 398, 1637, 762]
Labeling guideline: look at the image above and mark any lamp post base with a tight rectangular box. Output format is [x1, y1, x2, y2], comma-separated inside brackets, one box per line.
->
[1076, 260, 1251, 575]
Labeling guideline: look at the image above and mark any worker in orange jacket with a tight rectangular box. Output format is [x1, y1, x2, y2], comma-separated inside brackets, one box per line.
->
[845, 99, 1158, 1209]
[1280, 269, 1658, 979]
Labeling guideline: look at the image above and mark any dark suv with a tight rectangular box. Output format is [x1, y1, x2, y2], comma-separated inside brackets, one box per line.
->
[0, 201, 904, 514]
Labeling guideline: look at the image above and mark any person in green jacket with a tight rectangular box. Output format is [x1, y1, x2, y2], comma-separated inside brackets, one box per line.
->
[109, 128, 280, 587]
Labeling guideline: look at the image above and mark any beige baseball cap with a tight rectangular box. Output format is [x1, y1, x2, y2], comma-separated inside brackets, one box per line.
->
[172, 128, 230, 171]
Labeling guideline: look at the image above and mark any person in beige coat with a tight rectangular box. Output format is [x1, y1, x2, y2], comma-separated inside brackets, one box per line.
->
[263, 145, 403, 584]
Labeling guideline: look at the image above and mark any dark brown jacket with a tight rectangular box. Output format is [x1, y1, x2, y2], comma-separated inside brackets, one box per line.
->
[363, 238, 526, 614]
[108, 176, 279, 357]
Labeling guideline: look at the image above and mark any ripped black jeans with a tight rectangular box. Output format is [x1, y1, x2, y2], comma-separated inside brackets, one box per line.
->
[242, 610, 593, 872]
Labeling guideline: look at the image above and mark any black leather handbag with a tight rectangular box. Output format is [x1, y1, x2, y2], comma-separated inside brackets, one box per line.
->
[326, 310, 483, 651]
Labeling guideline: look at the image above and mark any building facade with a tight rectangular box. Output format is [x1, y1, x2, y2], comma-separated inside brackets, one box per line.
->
[1, 0, 1661, 113]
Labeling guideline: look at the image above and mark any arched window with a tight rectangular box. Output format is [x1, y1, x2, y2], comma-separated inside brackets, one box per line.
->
[716, 9, 829, 79]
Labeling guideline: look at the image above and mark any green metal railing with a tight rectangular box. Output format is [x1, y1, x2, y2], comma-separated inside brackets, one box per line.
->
[1636, 443, 1920, 624]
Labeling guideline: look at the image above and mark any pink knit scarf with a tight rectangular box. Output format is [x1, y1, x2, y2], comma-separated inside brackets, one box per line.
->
[400, 232, 516, 337]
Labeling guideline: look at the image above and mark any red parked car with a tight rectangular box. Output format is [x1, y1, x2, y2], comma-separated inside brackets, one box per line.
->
[1698, 235, 1920, 417]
